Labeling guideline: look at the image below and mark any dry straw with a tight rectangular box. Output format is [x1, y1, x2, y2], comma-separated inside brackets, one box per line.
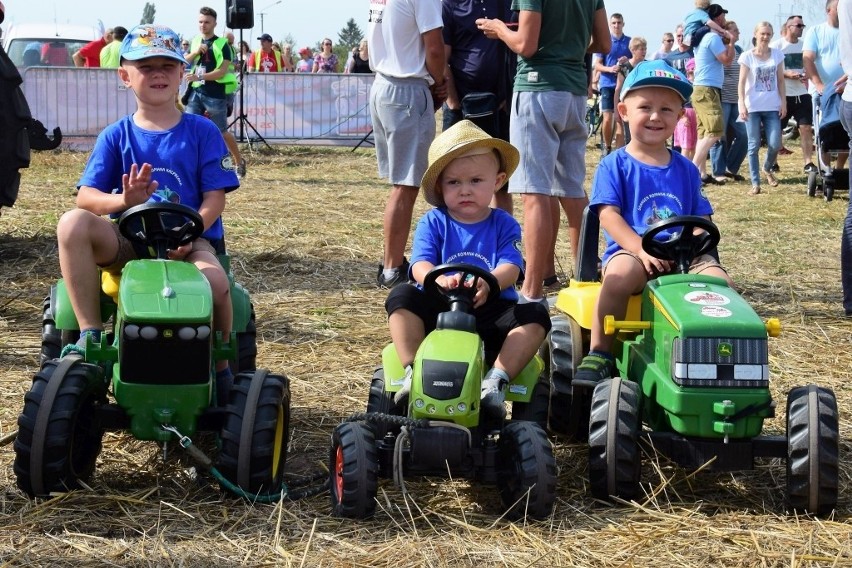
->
[0, 145, 849, 565]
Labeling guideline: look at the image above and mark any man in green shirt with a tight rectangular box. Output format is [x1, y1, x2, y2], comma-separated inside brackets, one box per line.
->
[100, 26, 128, 68]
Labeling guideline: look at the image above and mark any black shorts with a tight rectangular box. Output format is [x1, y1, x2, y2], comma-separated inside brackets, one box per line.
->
[782, 94, 813, 128]
[385, 284, 551, 359]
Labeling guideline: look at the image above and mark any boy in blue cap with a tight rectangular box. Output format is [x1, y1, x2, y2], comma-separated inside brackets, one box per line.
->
[572, 60, 734, 388]
[55, 24, 239, 403]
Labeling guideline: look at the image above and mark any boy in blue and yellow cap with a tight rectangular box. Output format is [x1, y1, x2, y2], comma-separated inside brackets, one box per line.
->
[572, 60, 735, 388]
[55, 24, 239, 404]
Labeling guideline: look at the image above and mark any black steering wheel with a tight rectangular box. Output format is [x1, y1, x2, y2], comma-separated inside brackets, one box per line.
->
[422, 263, 501, 313]
[641, 215, 720, 275]
[118, 202, 204, 260]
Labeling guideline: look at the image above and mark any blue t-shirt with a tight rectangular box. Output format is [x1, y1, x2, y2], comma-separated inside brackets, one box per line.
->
[693, 32, 726, 88]
[589, 148, 714, 263]
[803, 22, 843, 97]
[410, 207, 523, 301]
[77, 113, 239, 241]
[597, 33, 632, 89]
[683, 8, 708, 37]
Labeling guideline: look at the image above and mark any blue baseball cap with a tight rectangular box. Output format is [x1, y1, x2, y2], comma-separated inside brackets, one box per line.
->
[119, 24, 187, 64]
[620, 60, 692, 103]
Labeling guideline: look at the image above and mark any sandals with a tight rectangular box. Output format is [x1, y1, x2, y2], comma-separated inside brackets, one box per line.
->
[763, 169, 779, 187]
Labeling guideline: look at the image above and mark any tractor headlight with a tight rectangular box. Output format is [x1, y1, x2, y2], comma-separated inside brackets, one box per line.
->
[178, 326, 196, 340]
[140, 326, 158, 340]
[196, 325, 211, 340]
[125, 324, 140, 339]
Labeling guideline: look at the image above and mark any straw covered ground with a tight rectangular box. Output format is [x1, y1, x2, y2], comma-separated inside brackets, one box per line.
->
[0, 140, 851, 567]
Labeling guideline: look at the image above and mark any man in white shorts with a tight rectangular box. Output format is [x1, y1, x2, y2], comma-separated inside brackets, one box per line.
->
[368, 0, 447, 288]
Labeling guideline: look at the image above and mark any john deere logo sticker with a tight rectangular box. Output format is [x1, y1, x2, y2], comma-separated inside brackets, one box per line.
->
[685, 291, 731, 306]
[718, 342, 733, 357]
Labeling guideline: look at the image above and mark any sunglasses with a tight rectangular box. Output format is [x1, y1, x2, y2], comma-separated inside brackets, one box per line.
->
[323, 42, 332, 45]
[664, 39, 674, 43]
[791, 24, 806, 28]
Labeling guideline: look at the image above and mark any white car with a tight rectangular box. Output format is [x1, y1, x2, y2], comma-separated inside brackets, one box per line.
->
[1, 22, 97, 67]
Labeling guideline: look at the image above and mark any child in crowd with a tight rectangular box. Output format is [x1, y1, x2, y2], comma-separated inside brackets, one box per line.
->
[674, 57, 698, 159]
[386, 120, 551, 419]
[55, 24, 239, 403]
[572, 60, 734, 388]
[682, 0, 733, 47]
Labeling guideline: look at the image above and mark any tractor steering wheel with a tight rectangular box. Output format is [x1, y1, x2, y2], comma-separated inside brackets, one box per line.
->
[641, 215, 720, 275]
[118, 202, 204, 260]
[422, 263, 501, 313]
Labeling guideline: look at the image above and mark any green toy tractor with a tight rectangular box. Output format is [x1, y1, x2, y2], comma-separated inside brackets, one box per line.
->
[542, 211, 838, 515]
[329, 264, 557, 520]
[14, 202, 291, 498]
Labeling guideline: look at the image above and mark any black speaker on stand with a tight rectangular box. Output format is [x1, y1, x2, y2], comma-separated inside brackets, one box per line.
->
[225, 0, 270, 148]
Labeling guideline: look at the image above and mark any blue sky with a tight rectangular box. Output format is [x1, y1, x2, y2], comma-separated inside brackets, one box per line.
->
[1, 0, 822, 52]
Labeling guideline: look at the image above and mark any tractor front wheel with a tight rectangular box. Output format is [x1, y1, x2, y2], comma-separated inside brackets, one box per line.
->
[496, 421, 557, 520]
[786, 385, 839, 516]
[588, 377, 642, 501]
[14, 357, 105, 497]
[329, 421, 379, 518]
[217, 369, 291, 495]
[366, 368, 404, 440]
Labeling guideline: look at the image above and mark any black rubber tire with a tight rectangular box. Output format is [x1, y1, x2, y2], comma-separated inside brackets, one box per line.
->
[217, 369, 291, 495]
[0, 43, 31, 210]
[786, 385, 839, 516]
[806, 171, 817, 198]
[496, 421, 557, 520]
[541, 314, 590, 440]
[588, 377, 642, 501]
[40, 292, 60, 367]
[230, 304, 257, 374]
[510, 378, 551, 430]
[13, 358, 105, 497]
[824, 182, 835, 202]
[329, 421, 379, 518]
[366, 368, 403, 440]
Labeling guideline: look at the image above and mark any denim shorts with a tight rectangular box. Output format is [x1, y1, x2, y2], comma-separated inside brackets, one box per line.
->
[186, 90, 229, 131]
[599, 86, 616, 112]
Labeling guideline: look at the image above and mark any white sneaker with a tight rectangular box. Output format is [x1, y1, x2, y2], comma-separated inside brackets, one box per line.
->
[480, 375, 507, 419]
[393, 365, 413, 404]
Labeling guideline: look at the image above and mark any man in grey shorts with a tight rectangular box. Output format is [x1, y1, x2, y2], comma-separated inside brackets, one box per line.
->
[477, 0, 610, 302]
[368, 0, 447, 288]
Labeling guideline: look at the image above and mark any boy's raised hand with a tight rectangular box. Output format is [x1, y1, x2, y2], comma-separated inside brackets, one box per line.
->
[122, 163, 159, 207]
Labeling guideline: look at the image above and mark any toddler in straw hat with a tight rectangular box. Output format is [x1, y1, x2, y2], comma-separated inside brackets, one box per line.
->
[385, 120, 551, 419]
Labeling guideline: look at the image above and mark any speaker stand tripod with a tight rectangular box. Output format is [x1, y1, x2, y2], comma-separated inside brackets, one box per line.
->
[227, 29, 271, 150]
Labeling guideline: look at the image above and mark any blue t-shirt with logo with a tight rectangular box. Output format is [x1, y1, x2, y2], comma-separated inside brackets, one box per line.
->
[410, 207, 523, 301]
[590, 148, 713, 263]
[78, 113, 239, 241]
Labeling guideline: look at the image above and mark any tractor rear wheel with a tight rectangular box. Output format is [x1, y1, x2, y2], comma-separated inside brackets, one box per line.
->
[14, 357, 105, 497]
[366, 368, 403, 440]
[510, 378, 550, 430]
[588, 377, 642, 501]
[786, 385, 839, 516]
[230, 304, 257, 374]
[329, 421, 379, 518]
[217, 369, 291, 495]
[496, 421, 557, 520]
[541, 314, 590, 440]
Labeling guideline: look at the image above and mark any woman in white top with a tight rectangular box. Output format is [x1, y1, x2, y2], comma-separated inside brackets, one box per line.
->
[738, 21, 787, 195]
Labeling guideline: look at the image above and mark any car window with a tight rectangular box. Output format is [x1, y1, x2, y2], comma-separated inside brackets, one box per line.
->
[7, 38, 90, 67]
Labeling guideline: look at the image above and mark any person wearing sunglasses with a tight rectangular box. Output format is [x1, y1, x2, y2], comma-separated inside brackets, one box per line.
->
[312, 38, 339, 73]
[770, 15, 816, 172]
[649, 32, 676, 61]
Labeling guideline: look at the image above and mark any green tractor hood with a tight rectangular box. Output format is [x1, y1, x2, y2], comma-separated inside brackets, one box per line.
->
[119, 259, 212, 323]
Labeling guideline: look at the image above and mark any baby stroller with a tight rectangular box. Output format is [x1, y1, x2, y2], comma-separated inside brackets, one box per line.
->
[807, 91, 849, 202]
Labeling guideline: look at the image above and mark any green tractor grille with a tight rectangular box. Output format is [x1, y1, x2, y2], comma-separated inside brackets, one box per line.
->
[671, 337, 769, 388]
[120, 323, 211, 384]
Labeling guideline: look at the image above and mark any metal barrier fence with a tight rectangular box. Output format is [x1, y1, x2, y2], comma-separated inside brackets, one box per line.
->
[21, 67, 375, 149]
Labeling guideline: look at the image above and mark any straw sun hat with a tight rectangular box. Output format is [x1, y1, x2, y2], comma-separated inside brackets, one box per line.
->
[420, 120, 519, 207]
